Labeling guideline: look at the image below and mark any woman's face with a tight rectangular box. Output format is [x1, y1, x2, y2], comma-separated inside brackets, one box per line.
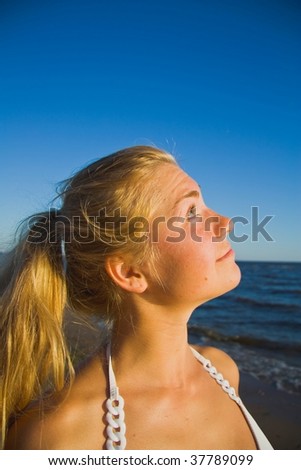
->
[148, 164, 241, 309]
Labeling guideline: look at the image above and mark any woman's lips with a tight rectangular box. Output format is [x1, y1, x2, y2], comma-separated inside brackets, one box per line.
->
[216, 248, 234, 262]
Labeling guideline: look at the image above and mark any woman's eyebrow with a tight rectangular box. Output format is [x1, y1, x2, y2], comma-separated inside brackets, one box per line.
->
[172, 189, 200, 209]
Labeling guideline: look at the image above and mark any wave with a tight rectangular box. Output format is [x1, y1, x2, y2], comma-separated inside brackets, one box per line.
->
[188, 324, 301, 353]
[229, 295, 301, 312]
[267, 288, 301, 296]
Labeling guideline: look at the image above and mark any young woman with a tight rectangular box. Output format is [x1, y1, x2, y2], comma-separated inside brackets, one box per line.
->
[0, 146, 272, 449]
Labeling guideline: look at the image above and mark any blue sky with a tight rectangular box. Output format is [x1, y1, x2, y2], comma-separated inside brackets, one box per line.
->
[0, 0, 300, 261]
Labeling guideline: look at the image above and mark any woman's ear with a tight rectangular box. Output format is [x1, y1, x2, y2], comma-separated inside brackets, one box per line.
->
[105, 256, 148, 293]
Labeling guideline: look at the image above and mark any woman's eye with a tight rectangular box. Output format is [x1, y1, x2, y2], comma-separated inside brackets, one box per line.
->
[187, 205, 199, 220]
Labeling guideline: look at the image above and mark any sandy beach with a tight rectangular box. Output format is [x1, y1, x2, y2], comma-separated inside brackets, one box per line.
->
[239, 372, 301, 450]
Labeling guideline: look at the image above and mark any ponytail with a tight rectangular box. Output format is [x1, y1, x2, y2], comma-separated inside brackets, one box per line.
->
[0, 210, 74, 447]
[0, 145, 177, 447]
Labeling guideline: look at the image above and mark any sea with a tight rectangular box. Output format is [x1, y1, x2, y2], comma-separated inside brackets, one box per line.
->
[188, 261, 301, 397]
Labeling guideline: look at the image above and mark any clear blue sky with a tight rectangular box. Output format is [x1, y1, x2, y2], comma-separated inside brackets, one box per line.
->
[0, 0, 300, 261]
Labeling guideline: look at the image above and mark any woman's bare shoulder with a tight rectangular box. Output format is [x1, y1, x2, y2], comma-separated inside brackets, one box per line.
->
[191, 344, 240, 392]
[5, 401, 49, 450]
[5, 353, 107, 450]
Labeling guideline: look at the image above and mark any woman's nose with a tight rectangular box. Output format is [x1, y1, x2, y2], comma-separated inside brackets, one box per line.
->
[208, 211, 231, 240]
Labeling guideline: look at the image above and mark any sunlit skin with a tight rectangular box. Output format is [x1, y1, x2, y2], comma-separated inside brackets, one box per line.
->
[144, 164, 241, 314]
[6, 164, 256, 450]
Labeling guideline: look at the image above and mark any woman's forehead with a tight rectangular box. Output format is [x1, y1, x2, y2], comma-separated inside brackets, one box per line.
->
[156, 164, 200, 196]
[148, 164, 201, 218]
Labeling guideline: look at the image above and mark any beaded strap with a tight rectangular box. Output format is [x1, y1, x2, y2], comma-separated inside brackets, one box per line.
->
[105, 344, 127, 450]
[104, 345, 242, 450]
[190, 347, 242, 405]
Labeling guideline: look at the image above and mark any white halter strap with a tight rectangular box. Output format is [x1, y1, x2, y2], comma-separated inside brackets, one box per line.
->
[105, 343, 126, 450]
[104, 344, 242, 450]
[190, 347, 242, 404]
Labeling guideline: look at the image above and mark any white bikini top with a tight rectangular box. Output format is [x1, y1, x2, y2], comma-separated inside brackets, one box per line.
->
[105, 344, 273, 450]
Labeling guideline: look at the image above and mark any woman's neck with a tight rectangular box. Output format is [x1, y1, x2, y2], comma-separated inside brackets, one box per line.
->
[110, 303, 196, 389]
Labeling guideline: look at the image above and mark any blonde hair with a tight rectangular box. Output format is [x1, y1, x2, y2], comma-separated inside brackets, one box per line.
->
[0, 145, 176, 445]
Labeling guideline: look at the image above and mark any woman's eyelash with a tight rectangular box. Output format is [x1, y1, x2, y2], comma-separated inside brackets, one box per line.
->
[186, 205, 200, 219]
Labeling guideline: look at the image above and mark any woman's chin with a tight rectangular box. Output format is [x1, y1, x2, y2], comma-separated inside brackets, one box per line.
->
[228, 261, 242, 289]
[220, 261, 242, 295]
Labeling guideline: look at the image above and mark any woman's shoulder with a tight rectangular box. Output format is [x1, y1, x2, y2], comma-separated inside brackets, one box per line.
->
[191, 344, 240, 393]
[5, 401, 51, 450]
[5, 353, 107, 450]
